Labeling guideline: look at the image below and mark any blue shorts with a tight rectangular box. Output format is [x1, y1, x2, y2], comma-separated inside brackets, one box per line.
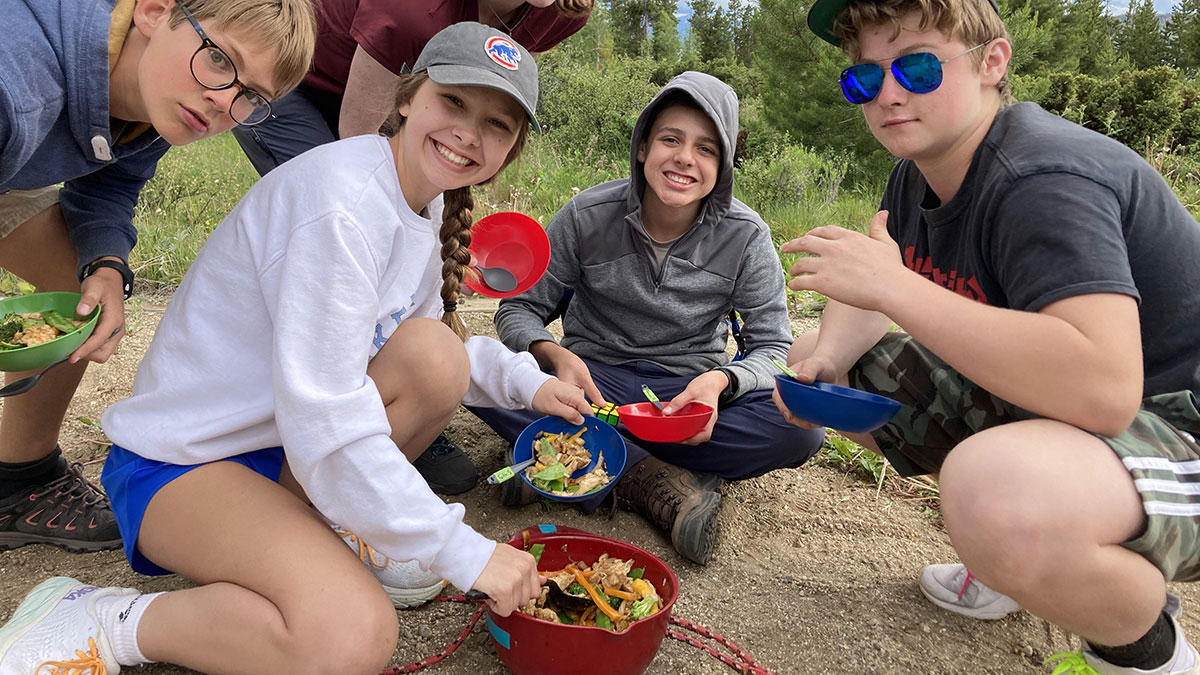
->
[101, 444, 285, 576]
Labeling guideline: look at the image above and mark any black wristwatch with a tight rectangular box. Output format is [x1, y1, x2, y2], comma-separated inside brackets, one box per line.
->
[81, 258, 134, 300]
[714, 367, 739, 406]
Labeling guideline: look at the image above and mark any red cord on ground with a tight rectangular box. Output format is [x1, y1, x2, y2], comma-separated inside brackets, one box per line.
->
[380, 594, 776, 674]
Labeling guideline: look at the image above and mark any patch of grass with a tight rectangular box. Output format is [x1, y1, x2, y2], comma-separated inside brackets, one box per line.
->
[131, 134, 260, 286]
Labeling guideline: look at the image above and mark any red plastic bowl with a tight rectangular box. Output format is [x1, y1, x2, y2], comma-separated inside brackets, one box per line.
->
[485, 525, 678, 675]
[464, 211, 551, 298]
[617, 402, 714, 443]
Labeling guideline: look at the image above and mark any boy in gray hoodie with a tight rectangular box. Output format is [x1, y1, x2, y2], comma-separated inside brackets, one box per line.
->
[472, 71, 825, 565]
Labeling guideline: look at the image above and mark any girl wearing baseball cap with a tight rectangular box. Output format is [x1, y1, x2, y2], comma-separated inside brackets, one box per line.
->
[0, 22, 588, 674]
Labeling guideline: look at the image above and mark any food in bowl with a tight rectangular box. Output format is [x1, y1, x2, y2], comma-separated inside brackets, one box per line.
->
[0, 311, 87, 350]
[525, 429, 612, 496]
[520, 553, 662, 632]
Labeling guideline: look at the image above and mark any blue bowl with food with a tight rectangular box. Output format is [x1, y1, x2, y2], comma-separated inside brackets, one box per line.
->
[513, 415, 627, 502]
[774, 374, 902, 433]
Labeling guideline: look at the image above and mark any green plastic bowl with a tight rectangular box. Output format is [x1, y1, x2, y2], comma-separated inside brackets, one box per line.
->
[0, 292, 99, 372]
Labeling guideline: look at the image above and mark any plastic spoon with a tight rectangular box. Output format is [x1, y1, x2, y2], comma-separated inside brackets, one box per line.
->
[486, 457, 537, 485]
[0, 358, 69, 398]
[473, 264, 518, 293]
[640, 384, 667, 413]
[772, 358, 800, 380]
[464, 578, 595, 610]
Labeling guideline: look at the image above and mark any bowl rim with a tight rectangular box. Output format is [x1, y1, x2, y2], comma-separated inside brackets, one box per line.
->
[773, 373, 900, 408]
[514, 415, 627, 502]
[0, 292, 99, 353]
[490, 529, 678, 634]
[617, 401, 714, 420]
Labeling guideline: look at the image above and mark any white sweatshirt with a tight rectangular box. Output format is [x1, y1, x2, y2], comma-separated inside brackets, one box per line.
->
[102, 135, 552, 592]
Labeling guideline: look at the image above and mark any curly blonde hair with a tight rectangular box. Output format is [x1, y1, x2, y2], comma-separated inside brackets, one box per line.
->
[386, 74, 531, 341]
[835, 0, 1010, 101]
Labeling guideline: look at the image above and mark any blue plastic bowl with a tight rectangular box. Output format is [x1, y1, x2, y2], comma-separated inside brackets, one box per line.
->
[774, 374, 902, 433]
[513, 415, 627, 502]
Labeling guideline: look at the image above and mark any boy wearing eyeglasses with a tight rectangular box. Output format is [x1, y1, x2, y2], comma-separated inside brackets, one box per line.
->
[0, 0, 315, 555]
[775, 0, 1200, 672]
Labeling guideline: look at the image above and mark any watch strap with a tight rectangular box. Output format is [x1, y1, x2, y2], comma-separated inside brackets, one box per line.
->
[81, 259, 133, 300]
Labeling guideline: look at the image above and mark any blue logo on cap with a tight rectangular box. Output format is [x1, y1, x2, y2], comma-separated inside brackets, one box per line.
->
[485, 36, 521, 71]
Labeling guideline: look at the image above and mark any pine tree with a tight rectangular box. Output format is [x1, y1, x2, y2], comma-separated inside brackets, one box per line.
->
[1165, 0, 1200, 71]
[689, 0, 735, 63]
[1060, 0, 1125, 77]
[1117, 0, 1168, 69]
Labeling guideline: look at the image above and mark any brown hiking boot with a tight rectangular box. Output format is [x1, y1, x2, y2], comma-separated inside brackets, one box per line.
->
[615, 455, 720, 564]
[0, 460, 121, 553]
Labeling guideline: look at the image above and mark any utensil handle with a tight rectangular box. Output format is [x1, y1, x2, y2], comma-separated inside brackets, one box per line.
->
[640, 384, 665, 412]
[464, 590, 489, 602]
[485, 457, 536, 485]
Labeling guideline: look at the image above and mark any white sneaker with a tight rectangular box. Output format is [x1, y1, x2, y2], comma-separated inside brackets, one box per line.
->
[919, 563, 1183, 622]
[333, 526, 444, 609]
[1046, 615, 1200, 674]
[919, 563, 1021, 620]
[0, 576, 138, 674]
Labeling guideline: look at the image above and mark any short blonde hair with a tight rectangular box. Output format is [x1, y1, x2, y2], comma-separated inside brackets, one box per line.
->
[170, 0, 316, 98]
[834, 0, 1010, 100]
[554, 0, 594, 19]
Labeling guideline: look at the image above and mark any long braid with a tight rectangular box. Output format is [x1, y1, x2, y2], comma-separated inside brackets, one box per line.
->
[439, 187, 474, 342]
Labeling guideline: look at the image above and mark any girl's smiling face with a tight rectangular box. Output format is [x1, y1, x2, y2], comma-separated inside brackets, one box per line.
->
[394, 80, 525, 208]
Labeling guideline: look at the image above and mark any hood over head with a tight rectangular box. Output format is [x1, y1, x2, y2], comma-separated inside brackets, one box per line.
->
[628, 71, 739, 222]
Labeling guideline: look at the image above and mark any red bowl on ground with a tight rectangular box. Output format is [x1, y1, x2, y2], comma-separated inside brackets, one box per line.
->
[464, 211, 551, 298]
[617, 402, 715, 443]
[485, 525, 678, 675]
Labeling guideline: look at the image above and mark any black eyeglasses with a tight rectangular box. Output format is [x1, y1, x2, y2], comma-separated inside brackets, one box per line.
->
[179, 4, 272, 126]
[840, 41, 992, 105]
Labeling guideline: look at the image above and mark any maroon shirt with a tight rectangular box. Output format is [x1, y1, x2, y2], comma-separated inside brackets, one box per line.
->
[307, 0, 588, 95]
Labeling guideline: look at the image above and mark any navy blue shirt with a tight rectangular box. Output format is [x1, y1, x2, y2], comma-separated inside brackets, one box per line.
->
[1, 0, 171, 277]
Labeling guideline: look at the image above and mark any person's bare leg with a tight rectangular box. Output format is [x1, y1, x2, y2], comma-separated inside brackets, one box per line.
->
[940, 419, 1161, 645]
[368, 317, 469, 463]
[134, 461, 399, 673]
[0, 205, 88, 462]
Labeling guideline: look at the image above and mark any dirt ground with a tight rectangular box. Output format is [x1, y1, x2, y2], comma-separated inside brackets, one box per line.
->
[2, 294, 1195, 675]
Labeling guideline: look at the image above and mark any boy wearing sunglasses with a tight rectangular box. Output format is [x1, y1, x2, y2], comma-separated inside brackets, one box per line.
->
[776, 0, 1200, 672]
[0, 0, 315, 554]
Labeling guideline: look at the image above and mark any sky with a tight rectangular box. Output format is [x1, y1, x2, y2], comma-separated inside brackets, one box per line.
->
[672, 0, 1181, 27]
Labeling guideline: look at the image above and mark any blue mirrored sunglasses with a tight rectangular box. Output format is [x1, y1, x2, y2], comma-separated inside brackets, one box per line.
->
[839, 41, 991, 104]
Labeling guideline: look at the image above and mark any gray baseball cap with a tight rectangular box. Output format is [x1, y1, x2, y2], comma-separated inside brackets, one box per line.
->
[412, 22, 541, 132]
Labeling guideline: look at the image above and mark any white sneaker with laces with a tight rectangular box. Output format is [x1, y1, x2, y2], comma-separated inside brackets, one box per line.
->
[920, 563, 1184, 623]
[919, 563, 1021, 620]
[333, 526, 445, 609]
[0, 576, 138, 674]
[1046, 614, 1200, 675]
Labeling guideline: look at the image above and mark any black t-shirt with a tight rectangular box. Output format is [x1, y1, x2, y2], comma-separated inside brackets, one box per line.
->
[882, 102, 1200, 398]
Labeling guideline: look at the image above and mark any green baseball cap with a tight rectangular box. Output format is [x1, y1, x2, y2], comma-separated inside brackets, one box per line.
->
[807, 0, 1000, 46]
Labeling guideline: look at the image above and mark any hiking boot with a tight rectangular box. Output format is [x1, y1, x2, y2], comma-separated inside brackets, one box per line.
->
[0, 576, 138, 674]
[615, 455, 720, 565]
[1046, 614, 1199, 674]
[0, 461, 122, 553]
[499, 444, 536, 507]
[333, 526, 445, 609]
[413, 433, 477, 495]
[920, 563, 1183, 622]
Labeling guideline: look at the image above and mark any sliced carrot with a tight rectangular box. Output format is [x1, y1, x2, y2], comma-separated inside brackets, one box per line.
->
[602, 587, 638, 601]
[575, 570, 622, 622]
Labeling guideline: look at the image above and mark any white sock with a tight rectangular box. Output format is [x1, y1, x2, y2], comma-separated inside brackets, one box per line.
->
[94, 591, 163, 667]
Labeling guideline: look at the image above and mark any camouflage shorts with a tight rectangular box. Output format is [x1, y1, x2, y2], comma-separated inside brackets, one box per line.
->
[849, 332, 1200, 582]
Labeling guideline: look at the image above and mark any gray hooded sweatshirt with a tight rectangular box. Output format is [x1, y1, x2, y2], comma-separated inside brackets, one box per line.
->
[494, 71, 791, 401]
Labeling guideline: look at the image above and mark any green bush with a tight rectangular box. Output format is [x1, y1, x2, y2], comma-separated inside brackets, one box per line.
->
[735, 143, 850, 212]
[536, 50, 660, 161]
